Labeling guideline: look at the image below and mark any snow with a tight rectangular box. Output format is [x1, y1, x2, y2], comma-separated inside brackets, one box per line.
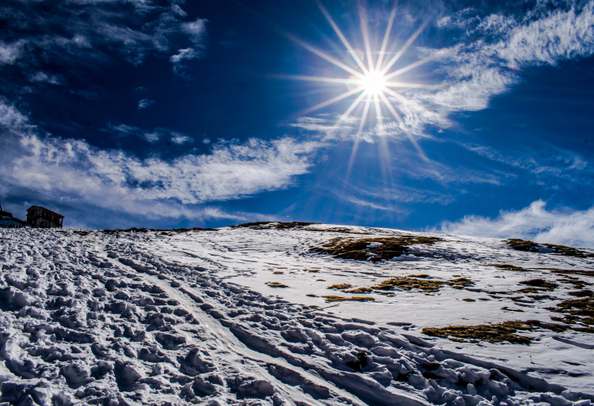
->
[0, 224, 593, 405]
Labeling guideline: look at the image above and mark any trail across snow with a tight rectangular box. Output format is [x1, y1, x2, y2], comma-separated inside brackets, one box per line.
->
[0, 224, 593, 405]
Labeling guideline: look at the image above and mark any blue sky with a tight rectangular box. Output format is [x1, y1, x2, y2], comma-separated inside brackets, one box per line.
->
[1, 0, 594, 247]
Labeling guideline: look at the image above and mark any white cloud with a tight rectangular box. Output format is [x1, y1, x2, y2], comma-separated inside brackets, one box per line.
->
[436, 200, 594, 249]
[107, 124, 195, 145]
[30, 72, 62, 85]
[171, 4, 187, 17]
[202, 207, 276, 222]
[425, 1, 594, 113]
[0, 40, 26, 65]
[170, 134, 192, 145]
[137, 98, 155, 110]
[170, 48, 203, 76]
[182, 19, 208, 45]
[0, 101, 323, 223]
[168, 19, 208, 76]
[495, 3, 594, 69]
[107, 123, 160, 143]
[170, 48, 199, 63]
[0, 1, 204, 72]
[0, 101, 29, 129]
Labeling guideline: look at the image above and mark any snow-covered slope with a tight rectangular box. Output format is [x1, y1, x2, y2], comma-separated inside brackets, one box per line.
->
[1, 223, 593, 405]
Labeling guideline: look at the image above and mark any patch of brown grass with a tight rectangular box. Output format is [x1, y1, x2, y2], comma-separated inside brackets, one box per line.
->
[371, 277, 444, 292]
[519, 279, 558, 291]
[307, 227, 370, 234]
[489, 264, 527, 272]
[266, 282, 289, 288]
[322, 296, 375, 303]
[422, 320, 566, 344]
[367, 276, 473, 293]
[517, 287, 542, 294]
[231, 221, 318, 230]
[450, 277, 474, 289]
[272, 271, 284, 275]
[548, 269, 594, 277]
[312, 236, 441, 262]
[506, 239, 593, 257]
[548, 296, 594, 328]
[343, 287, 372, 294]
[327, 283, 353, 290]
[569, 290, 593, 297]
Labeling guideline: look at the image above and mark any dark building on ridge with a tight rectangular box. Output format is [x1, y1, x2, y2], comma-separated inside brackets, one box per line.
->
[27, 206, 64, 228]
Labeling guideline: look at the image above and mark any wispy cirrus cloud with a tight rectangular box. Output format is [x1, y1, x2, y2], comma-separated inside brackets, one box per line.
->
[107, 123, 161, 143]
[436, 200, 594, 249]
[461, 142, 594, 189]
[423, 0, 594, 113]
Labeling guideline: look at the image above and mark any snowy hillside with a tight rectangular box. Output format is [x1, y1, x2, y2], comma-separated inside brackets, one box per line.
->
[1, 223, 593, 406]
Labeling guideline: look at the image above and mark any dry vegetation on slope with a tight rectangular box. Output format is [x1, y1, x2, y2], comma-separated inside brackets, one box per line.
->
[312, 236, 441, 262]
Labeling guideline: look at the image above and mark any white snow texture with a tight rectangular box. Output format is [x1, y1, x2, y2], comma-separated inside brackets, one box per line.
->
[0, 224, 593, 405]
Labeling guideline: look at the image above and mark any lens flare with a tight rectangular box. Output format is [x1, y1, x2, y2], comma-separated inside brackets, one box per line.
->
[276, 0, 438, 163]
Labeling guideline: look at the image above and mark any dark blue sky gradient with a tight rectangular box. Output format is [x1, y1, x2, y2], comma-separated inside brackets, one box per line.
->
[1, 0, 594, 242]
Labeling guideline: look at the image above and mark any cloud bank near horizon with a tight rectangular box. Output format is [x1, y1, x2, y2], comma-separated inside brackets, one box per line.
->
[437, 200, 594, 249]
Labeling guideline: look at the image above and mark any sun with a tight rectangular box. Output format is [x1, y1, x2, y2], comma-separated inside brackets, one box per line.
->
[275, 0, 435, 161]
[359, 70, 387, 96]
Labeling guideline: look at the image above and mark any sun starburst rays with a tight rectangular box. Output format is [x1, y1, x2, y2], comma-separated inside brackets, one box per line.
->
[283, 1, 431, 160]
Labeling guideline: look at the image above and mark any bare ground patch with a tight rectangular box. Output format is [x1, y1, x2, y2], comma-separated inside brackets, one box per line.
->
[266, 282, 289, 288]
[230, 221, 318, 230]
[321, 296, 375, 303]
[506, 239, 594, 258]
[422, 320, 566, 344]
[370, 276, 473, 293]
[312, 236, 441, 262]
[327, 283, 353, 290]
[489, 264, 527, 272]
[548, 296, 594, 333]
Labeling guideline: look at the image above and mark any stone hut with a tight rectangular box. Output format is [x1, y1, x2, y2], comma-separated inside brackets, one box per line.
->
[27, 206, 64, 228]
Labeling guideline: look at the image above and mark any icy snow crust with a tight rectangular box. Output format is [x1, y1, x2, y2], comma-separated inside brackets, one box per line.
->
[0, 224, 593, 406]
